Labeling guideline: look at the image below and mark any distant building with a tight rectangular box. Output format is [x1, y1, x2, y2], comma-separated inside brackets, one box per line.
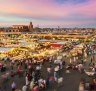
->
[0, 28, 4, 32]
[4, 22, 33, 32]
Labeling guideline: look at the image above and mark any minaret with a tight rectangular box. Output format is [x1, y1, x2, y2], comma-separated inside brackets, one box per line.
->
[29, 22, 33, 32]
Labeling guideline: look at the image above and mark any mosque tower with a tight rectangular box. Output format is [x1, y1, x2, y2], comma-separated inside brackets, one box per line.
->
[29, 22, 33, 32]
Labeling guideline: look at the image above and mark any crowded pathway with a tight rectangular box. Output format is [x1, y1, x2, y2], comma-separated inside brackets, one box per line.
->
[0, 42, 96, 91]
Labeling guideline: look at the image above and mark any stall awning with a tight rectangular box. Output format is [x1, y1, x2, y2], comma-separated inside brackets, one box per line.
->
[51, 44, 62, 47]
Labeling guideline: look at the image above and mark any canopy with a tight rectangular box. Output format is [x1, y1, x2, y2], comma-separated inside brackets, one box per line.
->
[51, 41, 68, 47]
[11, 54, 25, 60]
[0, 47, 12, 52]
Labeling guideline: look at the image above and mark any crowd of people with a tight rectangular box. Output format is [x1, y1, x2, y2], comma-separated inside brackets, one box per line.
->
[0, 43, 96, 91]
[0, 56, 65, 91]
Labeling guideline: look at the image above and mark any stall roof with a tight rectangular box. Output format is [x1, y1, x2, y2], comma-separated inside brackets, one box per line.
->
[0, 47, 12, 52]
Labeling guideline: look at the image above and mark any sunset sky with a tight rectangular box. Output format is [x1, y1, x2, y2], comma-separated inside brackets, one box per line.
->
[0, 0, 96, 28]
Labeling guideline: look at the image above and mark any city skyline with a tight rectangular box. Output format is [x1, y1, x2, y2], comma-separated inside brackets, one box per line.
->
[0, 0, 96, 28]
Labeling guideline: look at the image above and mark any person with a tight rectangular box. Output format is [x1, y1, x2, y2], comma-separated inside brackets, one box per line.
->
[89, 57, 93, 65]
[49, 75, 53, 85]
[33, 84, 39, 91]
[32, 71, 35, 79]
[60, 61, 63, 69]
[54, 71, 57, 81]
[22, 85, 27, 91]
[11, 81, 16, 91]
[17, 66, 21, 77]
[38, 78, 43, 87]
[30, 80, 34, 90]
[85, 81, 90, 90]
[93, 78, 96, 90]
[78, 64, 83, 73]
[79, 81, 84, 91]
[25, 76, 29, 86]
[66, 65, 70, 73]
[47, 66, 51, 73]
